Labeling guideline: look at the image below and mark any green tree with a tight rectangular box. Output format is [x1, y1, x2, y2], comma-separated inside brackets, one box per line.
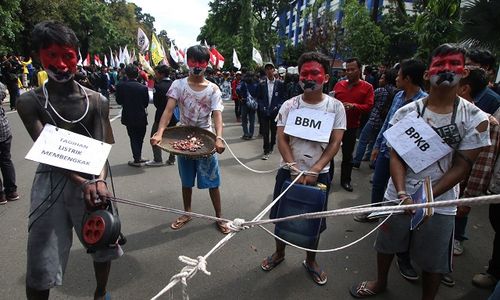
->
[461, 0, 500, 55]
[0, 0, 22, 54]
[251, 0, 289, 62]
[414, 0, 461, 59]
[301, 0, 342, 57]
[281, 41, 306, 66]
[341, 0, 388, 65]
[379, 6, 418, 65]
[197, 0, 244, 67]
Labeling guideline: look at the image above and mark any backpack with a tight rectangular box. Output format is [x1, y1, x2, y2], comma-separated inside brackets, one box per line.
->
[246, 91, 258, 111]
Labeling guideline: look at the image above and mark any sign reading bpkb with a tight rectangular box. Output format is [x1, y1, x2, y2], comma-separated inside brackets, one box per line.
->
[25, 124, 112, 175]
[383, 111, 452, 173]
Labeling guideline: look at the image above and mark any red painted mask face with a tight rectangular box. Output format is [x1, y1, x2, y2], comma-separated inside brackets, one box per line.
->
[187, 59, 208, 76]
[299, 61, 326, 92]
[428, 53, 465, 87]
[40, 44, 78, 83]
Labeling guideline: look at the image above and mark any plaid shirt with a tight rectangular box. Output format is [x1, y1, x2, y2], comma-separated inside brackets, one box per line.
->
[367, 84, 396, 129]
[463, 115, 500, 197]
[0, 106, 11, 143]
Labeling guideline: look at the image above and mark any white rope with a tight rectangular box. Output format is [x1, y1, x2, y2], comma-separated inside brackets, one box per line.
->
[242, 193, 500, 227]
[151, 256, 210, 300]
[219, 137, 281, 174]
[150, 172, 305, 299]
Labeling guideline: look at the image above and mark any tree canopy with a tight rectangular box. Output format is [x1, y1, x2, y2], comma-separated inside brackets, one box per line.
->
[1, 0, 162, 58]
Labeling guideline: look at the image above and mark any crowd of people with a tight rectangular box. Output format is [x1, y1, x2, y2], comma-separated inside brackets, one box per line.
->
[2, 19, 500, 300]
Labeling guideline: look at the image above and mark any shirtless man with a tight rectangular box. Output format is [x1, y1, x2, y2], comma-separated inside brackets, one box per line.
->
[17, 21, 121, 300]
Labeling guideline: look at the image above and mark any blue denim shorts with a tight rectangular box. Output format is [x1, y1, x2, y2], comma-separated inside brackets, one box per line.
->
[177, 154, 221, 189]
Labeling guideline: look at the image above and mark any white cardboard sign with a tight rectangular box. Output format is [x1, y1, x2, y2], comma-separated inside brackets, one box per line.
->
[25, 124, 112, 175]
[284, 108, 335, 143]
[383, 111, 453, 173]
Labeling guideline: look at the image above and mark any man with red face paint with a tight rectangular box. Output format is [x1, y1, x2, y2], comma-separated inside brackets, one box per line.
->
[151, 45, 230, 234]
[17, 21, 121, 300]
[350, 44, 490, 300]
[333, 57, 374, 192]
[261, 52, 346, 286]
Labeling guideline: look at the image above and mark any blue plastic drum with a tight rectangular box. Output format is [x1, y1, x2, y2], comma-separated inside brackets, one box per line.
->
[274, 180, 327, 248]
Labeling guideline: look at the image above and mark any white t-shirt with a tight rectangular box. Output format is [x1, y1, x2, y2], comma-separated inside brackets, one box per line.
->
[385, 96, 490, 215]
[167, 78, 223, 131]
[276, 94, 346, 173]
[220, 80, 232, 101]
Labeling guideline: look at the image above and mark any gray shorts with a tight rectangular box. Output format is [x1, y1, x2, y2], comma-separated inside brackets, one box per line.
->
[26, 164, 123, 290]
[374, 212, 454, 274]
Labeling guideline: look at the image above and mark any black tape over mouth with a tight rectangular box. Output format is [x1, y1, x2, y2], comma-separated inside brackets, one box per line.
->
[435, 72, 455, 85]
[301, 80, 318, 90]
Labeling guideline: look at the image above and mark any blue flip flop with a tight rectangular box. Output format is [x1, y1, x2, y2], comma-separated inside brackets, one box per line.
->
[261, 255, 285, 271]
[302, 260, 327, 285]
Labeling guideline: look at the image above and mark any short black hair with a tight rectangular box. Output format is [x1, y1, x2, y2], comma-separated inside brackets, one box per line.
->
[384, 68, 398, 86]
[429, 43, 466, 65]
[186, 45, 210, 63]
[297, 52, 331, 75]
[125, 64, 138, 79]
[460, 67, 488, 99]
[155, 64, 170, 76]
[31, 21, 79, 52]
[345, 57, 362, 70]
[466, 48, 496, 70]
[400, 59, 426, 87]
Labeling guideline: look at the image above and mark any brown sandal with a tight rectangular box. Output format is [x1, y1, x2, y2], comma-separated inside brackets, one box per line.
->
[170, 215, 192, 230]
[216, 221, 231, 234]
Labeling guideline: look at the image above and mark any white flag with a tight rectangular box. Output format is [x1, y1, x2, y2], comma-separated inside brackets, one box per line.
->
[123, 45, 130, 64]
[252, 47, 263, 66]
[77, 48, 83, 66]
[137, 28, 150, 53]
[114, 54, 120, 68]
[119, 47, 124, 64]
[104, 55, 108, 67]
[109, 48, 115, 68]
[170, 41, 180, 63]
[233, 48, 241, 70]
[130, 48, 136, 63]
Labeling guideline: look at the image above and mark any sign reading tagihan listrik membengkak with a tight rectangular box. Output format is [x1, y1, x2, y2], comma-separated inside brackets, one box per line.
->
[25, 124, 112, 175]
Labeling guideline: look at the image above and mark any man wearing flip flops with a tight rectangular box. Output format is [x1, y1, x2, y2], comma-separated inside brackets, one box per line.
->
[150, 45, 230, 234]
[350, 44, 490, 299]
[260, 52, 346, 285]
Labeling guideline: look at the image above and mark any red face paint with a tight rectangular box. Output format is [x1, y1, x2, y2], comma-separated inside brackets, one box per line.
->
[299, 61, 326, 92]
[40, 44, 78, 82]
[299, 61, 326, 85]
[428, 53, 465, 76]
[428, 53, 465, 87]
[187, 59, 208, 69]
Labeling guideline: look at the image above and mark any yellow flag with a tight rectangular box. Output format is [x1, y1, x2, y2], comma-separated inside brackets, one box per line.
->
[150, 33, 164, 66]
[139, 53, 154, 76]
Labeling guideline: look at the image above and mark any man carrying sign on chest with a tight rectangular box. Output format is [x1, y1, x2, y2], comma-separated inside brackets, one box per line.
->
[17, 21, 121, 300]
[350, 44, 490, 299]
[260, 52, 345, 285]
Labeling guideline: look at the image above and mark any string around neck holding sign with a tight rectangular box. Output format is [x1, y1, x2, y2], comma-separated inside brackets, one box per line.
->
[42, 81, 90, 124]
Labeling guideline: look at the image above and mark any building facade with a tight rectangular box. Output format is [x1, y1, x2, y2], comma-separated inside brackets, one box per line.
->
[275, 0, 414, 65]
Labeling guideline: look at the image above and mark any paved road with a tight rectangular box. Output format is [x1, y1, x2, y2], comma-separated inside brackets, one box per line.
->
[0, 94, 495, 299]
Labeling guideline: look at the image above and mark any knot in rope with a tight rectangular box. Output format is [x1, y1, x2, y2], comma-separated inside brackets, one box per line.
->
[167, 256, 211, 300]
[227, 218, 248, 232]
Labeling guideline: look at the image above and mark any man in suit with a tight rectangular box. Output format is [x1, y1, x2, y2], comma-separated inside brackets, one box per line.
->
[257, 62, 287, 160]
[115, 64, 149, 166]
